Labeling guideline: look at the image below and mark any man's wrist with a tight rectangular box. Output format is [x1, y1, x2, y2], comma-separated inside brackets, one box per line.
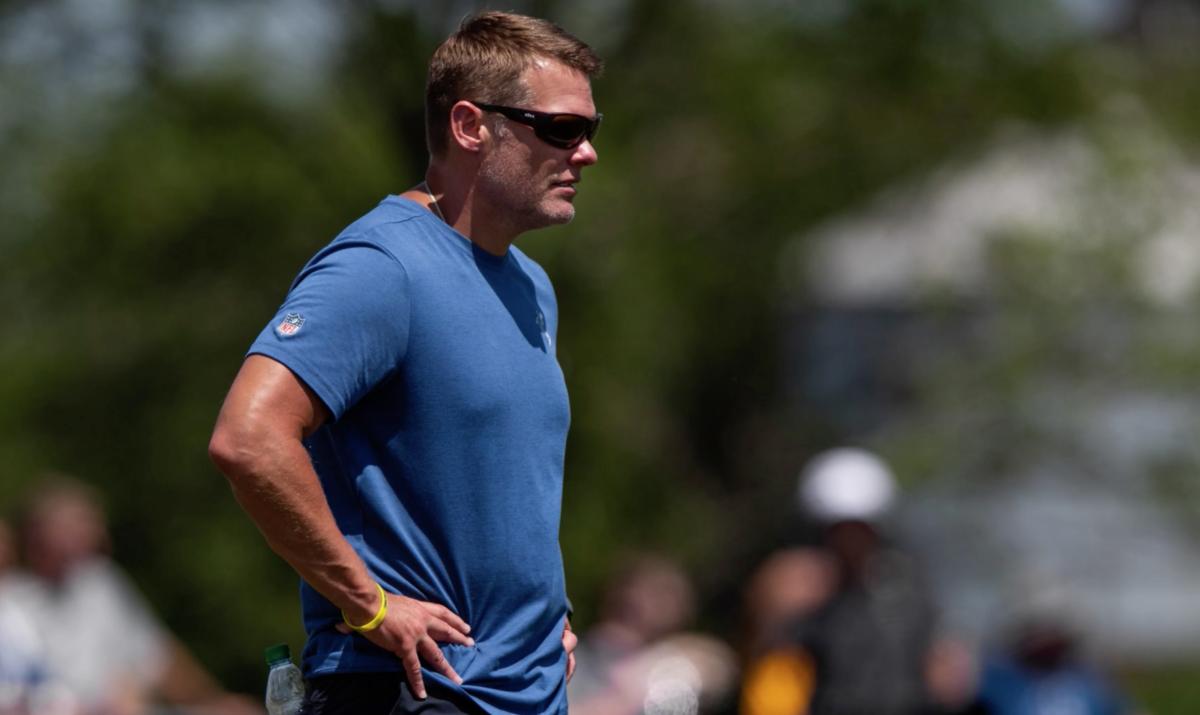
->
[340, 578, 386, 623]
[342, 582, 388, 632]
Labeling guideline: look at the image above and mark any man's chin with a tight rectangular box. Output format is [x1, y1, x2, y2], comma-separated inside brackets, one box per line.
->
[540, 202, 576, 226]
[516, 199, 576, 233]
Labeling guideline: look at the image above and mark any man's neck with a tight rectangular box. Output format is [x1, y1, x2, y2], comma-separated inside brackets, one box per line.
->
[414, 165, 519, 257]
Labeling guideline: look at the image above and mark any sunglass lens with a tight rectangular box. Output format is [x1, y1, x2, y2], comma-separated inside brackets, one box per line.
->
[543, 116, 592, 148]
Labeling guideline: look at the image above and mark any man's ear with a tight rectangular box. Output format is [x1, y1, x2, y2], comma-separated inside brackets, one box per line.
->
[449, 101, 486, 153]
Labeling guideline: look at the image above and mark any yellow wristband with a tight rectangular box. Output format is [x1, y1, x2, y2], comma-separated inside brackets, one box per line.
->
[342, 582, 388, 633]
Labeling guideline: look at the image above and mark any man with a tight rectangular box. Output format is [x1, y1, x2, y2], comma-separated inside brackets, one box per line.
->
[208, 12, 602, 715]
[740, 449, 950, 715]
[6, 478, 261, 715]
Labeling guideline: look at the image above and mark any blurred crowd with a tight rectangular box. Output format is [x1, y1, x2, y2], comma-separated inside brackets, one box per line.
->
[0, 458, 1144, 715]
[567, 448, 1145, 715]
[0, 477, 259, 715]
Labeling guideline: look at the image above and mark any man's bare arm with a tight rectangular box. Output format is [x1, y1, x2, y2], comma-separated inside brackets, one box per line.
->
[208, 355, 472, 698]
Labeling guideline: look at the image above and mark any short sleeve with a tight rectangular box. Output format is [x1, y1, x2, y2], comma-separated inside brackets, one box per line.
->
[248, 241, 411, 419]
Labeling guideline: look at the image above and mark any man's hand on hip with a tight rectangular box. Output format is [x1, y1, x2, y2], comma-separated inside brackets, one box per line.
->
[562, 617, 577, 682]
[336, 590, 473, 699]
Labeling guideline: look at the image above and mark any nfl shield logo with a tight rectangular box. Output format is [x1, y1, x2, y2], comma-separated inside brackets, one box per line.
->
[276, 312, 305, 337]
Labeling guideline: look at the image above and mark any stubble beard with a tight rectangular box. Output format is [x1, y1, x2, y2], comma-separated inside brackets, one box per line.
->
[479, 136, 575, 236]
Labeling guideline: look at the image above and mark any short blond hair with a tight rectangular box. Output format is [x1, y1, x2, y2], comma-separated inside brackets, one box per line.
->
[425, 12, 603, 156]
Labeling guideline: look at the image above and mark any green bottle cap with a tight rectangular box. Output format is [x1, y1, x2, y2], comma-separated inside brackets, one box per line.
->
[264, 643, 291, 665]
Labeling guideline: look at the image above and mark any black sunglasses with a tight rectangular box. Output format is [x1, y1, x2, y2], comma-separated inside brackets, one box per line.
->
[471, 102, 602, 150]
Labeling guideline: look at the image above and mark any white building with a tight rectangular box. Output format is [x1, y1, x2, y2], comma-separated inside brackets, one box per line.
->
[784, 105, 1200, 663]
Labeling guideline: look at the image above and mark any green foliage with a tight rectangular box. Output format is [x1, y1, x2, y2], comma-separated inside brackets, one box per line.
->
[0, 67, 407, 689]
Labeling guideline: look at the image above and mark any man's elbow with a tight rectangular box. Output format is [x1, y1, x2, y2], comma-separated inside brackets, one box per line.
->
[208, 420, 259, 481]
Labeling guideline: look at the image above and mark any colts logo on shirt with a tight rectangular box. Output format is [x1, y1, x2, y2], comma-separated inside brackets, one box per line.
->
[536, 311, 552, 349]
[276, 312, 305, 337]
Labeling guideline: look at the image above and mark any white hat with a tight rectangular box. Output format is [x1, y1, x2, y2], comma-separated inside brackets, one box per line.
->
[797, 447, 897, 522]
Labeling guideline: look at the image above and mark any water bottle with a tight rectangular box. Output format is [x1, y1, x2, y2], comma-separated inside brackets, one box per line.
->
[264, 643, 305, 715]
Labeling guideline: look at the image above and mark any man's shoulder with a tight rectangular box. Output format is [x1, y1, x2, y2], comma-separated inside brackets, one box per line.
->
[336, 196, 427, 245]
[295, 197, 437, 276]
[326, 195, 468, 268]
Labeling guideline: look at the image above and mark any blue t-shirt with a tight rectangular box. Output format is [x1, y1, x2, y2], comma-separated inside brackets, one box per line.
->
[248, 196, 572, 714]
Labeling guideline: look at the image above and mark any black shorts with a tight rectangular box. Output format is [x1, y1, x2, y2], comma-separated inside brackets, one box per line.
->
[300, 673, 485, 715]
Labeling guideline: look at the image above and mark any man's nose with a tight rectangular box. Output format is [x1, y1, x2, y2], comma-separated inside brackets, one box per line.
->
[570, 139, 598, 166]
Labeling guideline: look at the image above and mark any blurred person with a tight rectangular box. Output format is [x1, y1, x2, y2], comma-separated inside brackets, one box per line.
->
[970, 618, 1142, 715]
[569, 554, 696, 707]
[569, 554, 737, 715]
[739, 548, 836, 660]
[6, 477, 260, 715]
[207, 10, 603, 715]
[0, 517, 50, 713]
[740, 448, 974, 715]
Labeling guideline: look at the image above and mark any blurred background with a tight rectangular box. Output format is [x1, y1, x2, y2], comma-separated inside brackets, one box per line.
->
[2, 0, 1200, 713]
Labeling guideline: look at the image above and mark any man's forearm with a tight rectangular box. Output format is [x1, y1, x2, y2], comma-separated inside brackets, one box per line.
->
[210, 425, 380, 623]
[220, 437, 475, 694]
[209, 355, 383, 623]
[210, 357, 473, 697]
